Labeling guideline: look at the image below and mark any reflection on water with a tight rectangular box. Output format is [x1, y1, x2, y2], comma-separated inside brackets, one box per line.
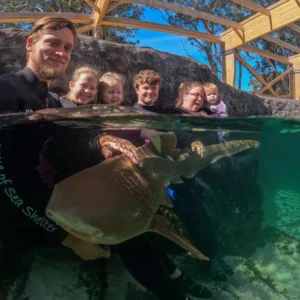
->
[0, 107, 300, 299]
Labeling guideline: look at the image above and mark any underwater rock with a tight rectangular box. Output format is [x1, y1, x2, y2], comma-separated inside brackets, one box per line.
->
[3, 228, 300, 300]
[5, 248, 106, 300]
[172, 227, 300, 299]
[3, 248, 153, 300]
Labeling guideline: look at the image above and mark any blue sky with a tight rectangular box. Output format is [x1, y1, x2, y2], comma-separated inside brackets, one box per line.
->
[129, 8, 252, 91]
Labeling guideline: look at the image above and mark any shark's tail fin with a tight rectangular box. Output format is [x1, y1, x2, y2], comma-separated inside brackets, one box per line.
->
[176, 140, 260, 179]
[139, 140, 260, 183]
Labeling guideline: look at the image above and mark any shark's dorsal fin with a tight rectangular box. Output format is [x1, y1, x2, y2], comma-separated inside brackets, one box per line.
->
[138, 156, 179, 186]
[141, 129, 162, 153]
[141, 130, 177, 157]
[159, 132, 177, 157]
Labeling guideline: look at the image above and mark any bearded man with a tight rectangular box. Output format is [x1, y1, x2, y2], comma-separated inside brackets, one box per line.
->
[0, 17, 75, 113]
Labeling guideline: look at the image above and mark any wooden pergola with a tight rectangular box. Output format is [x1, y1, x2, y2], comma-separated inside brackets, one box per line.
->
[1, 0, 300, 99]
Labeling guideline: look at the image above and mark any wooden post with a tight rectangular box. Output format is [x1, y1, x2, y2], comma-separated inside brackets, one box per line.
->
[289, 54, 300, 100]
[93, 0, 110, 39]
[222, 46, 236, 87]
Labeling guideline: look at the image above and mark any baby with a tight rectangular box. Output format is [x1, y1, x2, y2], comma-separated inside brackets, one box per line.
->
[203, 83, 228, 117]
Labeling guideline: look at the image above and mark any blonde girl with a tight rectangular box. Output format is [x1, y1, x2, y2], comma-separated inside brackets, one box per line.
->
[64, 66, 99, 106]
[98, 72, 125, 105]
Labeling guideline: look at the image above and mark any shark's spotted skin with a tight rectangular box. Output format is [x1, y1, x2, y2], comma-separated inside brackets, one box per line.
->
[46, 130, 260, 262]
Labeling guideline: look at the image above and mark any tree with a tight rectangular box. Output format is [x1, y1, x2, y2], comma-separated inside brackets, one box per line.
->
[158, 0, 300, 95]
[159, 0, 251, 78]
[0, 0, 144, 44]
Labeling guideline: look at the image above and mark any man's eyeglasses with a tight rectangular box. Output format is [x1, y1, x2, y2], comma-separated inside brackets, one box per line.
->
[187, 93, 203, 98]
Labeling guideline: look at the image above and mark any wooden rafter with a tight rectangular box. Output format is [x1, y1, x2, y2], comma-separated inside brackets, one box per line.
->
[120, 0, 243, 30]
[234, 50, 279, 97]
[221, 0, 300, 51]
[238, 45, 290, 64]
[0, 12, 92, 24]
[288, 23, 300, 34]
[76, 24, 94, 34]
[262, 35, 300, 54]
[102, 16, 221, 43]
[94, 0, 110, 26]
[255, 67, 293, 95]
[230, 0, 270, 16]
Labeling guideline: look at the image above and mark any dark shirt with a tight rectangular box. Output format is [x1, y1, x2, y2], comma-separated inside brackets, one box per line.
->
[132, 102, 160, 115]
[0, 67, 66, 247]
[0, 67, 62, 113]
[175, 106, 214, 116]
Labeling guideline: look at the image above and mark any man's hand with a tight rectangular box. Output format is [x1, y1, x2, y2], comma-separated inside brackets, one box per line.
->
[99, 135, 140, 164]
[191, 141, 205, 157]
[62, 234, 111, 260]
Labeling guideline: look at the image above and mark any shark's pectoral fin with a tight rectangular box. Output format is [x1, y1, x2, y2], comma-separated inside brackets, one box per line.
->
[147, 215, 209, 261]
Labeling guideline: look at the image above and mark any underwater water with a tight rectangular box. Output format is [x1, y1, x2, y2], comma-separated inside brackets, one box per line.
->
[0, 106, 300, 300]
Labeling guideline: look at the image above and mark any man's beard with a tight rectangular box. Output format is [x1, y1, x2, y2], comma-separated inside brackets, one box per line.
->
[32, 52, 66, 80]
[39, 64, 61, 80]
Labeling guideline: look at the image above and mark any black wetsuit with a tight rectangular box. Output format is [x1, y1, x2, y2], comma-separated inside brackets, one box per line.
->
[0, 67, 68, 248]
[0, 67, 62, 113]
[132, 102, 160, 114]
[0, 67, 74, 298]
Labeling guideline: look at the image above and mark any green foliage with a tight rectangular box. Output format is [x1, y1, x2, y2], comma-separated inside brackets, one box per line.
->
[0, 0, 144, 44]
[98, 3, 144, 44]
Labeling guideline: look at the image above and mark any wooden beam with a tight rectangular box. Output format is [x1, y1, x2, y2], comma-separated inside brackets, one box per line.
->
[239, 44, 290, 64]
[222, 48, 236, 86]
[289, 53, 300, 100]
[84, 0, 100, 13]
[255, 67, 293, 95]
[262, 34, 300, 54]
[0, 12, 93, 24]
[221, 0, 300, 51]
[288, 23, 300, 34]
[120, 0, 243, 30]
[102, 16, 221, 43]
[76, 24, 94, 34]
[230, 0, 270, 16]
[235, 50, 279, 97]
[94, 0, 110, 25]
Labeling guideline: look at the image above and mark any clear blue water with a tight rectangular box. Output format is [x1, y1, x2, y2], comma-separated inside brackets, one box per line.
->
[1, 108, 300, 299]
